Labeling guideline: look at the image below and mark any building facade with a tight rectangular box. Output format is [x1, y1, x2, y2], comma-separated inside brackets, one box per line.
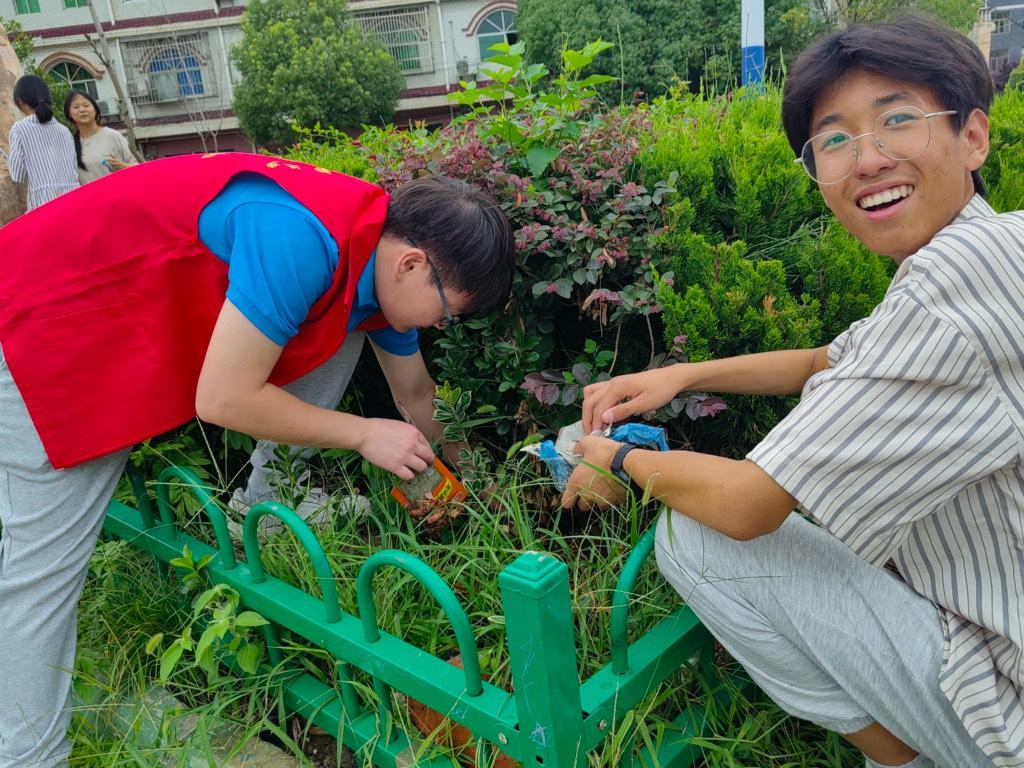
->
[9, 0, 517, 157]
[988, 0, 1024, 74]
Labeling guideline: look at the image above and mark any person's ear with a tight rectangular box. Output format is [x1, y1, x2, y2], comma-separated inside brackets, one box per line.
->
[961, 108, 990, 174]
[391, 240, 428, 281]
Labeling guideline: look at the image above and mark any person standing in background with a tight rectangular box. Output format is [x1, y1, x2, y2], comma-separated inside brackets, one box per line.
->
[64, 91, 137, 184]
[6, 75, 79, 210]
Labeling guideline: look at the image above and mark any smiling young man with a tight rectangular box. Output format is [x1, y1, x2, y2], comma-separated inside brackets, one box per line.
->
[564, 15, 1023, 768]
[0, 153, 514, 767]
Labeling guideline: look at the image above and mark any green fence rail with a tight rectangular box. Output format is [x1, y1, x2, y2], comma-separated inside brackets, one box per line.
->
[102, 466, 740, 767]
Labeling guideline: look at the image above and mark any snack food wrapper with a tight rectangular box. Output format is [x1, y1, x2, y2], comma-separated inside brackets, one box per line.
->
[522, 421, 669, 491]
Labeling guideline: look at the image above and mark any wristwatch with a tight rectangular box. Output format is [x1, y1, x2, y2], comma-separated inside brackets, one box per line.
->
[610, 442, 648, 486]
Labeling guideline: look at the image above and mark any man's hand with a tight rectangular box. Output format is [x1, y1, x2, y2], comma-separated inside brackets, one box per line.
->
[561, 436, 628, 510]
[356, 418, 435, 481]
[582, 367, 685, 433]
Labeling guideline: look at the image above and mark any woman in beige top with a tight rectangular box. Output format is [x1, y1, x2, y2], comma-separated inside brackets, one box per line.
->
[64, 91, 137, 184]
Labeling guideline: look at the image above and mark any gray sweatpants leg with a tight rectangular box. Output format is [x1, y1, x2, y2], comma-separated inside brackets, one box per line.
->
[654, 511, 994, 768]
[0, 348, 130, 767]
[240, 332, 366, 503]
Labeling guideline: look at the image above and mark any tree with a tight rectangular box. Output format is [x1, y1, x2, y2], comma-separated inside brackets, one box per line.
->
[232, 0, 404, 147]
[811, 0, 981, 31]
[517, 0, 825, 103]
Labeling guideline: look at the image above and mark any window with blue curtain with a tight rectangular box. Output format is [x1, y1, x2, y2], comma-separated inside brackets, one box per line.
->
[149, 45, 205, 98]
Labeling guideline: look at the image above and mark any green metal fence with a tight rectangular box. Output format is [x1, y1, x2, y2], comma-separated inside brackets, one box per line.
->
[103, 466, 738, 767]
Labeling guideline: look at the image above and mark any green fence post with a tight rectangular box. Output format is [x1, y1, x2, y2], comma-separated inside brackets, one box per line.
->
[499, 551, 585, 768]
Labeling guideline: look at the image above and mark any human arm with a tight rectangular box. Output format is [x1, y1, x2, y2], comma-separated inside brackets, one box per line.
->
[582, 346, 831, 432]
[6, 124, 26, 183]
[372, 342, 467, 466]
[106, 131, 137, 170]
[196, 300, 435, 480]
[562, 436, 796, 540]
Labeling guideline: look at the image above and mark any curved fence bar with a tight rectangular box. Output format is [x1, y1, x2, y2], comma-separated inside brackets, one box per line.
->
[243, 502, 341, 624]
[610, 526, 657, 676]
[125, 465, 156, 529]
[155, 466, 235, 568]
[356, 550, 484, 698]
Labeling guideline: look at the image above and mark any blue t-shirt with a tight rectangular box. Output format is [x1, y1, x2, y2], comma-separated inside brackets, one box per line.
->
[198, 173, 418, 356]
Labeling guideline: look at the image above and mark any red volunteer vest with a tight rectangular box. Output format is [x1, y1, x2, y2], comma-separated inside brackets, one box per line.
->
[0, 152, 390, 469]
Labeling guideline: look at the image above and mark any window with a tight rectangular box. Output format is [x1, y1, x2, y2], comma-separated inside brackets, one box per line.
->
[477, 9, 517, 62]
[993, 13, 1011, 35]
[13, 0, 40, 13]
[48, 61, 98, 99]
[124, 34, 216, 105]
[991, 49, 1009, 72]
[64, 0, 89, 8]
[356, 7, 433, 74]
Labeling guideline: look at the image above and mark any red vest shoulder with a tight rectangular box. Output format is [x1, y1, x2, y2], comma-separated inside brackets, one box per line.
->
[0, 152, 390, 468]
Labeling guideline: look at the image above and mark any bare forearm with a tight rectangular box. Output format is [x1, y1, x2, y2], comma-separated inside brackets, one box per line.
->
[676, 346, 829, 396]
[622, 450, 795, 540]
[198, 383, 368, 451]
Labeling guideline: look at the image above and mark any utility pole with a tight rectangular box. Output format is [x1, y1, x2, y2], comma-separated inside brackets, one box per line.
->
[85, 0, 144, 160]
[741, 0, 765, 86]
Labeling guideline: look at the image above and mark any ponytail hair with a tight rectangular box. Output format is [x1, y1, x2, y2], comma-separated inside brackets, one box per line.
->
[13, 75, 55, 124]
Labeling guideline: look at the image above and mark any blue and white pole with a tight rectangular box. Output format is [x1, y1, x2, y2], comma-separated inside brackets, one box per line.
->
[741, 0, 765, 86]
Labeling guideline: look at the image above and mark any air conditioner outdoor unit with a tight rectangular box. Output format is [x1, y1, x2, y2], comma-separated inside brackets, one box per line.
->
[126, 80, 148, 98]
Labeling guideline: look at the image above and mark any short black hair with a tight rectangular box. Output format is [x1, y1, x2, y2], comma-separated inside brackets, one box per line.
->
[13, 75, 55, 124]
[382, 175, 515, 319]
[782, 13, 993, 196]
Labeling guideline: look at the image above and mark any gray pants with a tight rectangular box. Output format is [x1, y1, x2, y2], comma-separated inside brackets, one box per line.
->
[0, 348, 130, 767]
[239, 332, 365, 504]
[0, 335, 365, 766]
[654, 511, 994, 768]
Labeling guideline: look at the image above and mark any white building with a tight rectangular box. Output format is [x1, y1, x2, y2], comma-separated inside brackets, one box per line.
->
[9, 0, 518, 157]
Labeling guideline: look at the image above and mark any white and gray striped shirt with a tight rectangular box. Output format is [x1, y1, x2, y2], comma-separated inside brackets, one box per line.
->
[750, 195, 1024, 766]
[7, 114, 80, 211]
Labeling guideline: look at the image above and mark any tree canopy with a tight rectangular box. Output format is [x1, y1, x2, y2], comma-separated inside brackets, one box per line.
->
[516, 0, 826, 102]
[811, 0, 981, 31]
[232, 0, 404, 147]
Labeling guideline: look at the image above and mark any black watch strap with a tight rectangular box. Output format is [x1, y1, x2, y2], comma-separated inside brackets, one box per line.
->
[610, 442, 646, 486]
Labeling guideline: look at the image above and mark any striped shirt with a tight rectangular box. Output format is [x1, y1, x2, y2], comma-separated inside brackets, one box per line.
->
[7, 114, 80, 211]
[749, 195, 1024, 766]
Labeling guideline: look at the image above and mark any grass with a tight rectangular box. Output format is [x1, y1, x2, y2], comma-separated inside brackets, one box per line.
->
[70, 430, 863, 768]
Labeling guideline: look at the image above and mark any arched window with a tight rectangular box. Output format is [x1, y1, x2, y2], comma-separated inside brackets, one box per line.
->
[48, 61, 98, 99]
[477, 9, 517, 62]
[148, 44, 205, 100]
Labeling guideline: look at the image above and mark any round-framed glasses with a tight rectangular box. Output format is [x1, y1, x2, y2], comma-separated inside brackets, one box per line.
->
[794, 105, 958, 185]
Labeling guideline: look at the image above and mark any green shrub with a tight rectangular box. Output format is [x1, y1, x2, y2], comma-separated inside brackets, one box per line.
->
[984, 88, 1024, 213]
[276, 52, 1022, 461]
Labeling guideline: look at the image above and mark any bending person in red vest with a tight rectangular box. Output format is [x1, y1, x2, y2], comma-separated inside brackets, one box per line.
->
[0, 152, 515, 768]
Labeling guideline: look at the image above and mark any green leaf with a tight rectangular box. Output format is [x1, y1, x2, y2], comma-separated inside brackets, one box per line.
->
[195, 624, 221, 665]
[159, 642, 184, 684]
[234, 611, 270, 628]
[526, 145, 560, 178]
[236, 642, 263, 674]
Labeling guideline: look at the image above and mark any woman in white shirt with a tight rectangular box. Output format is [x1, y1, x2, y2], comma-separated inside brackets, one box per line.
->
[64, 91, 137, 184]
[6, 75, 79, 210]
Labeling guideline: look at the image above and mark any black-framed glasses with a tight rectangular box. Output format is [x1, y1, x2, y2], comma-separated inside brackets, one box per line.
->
[795, 105, 957, 185]
[407, 237, 457, 328]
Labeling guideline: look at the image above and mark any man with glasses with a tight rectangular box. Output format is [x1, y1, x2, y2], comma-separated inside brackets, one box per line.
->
[0, 154, 514, 767]
[564, 14, 1022, 768]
